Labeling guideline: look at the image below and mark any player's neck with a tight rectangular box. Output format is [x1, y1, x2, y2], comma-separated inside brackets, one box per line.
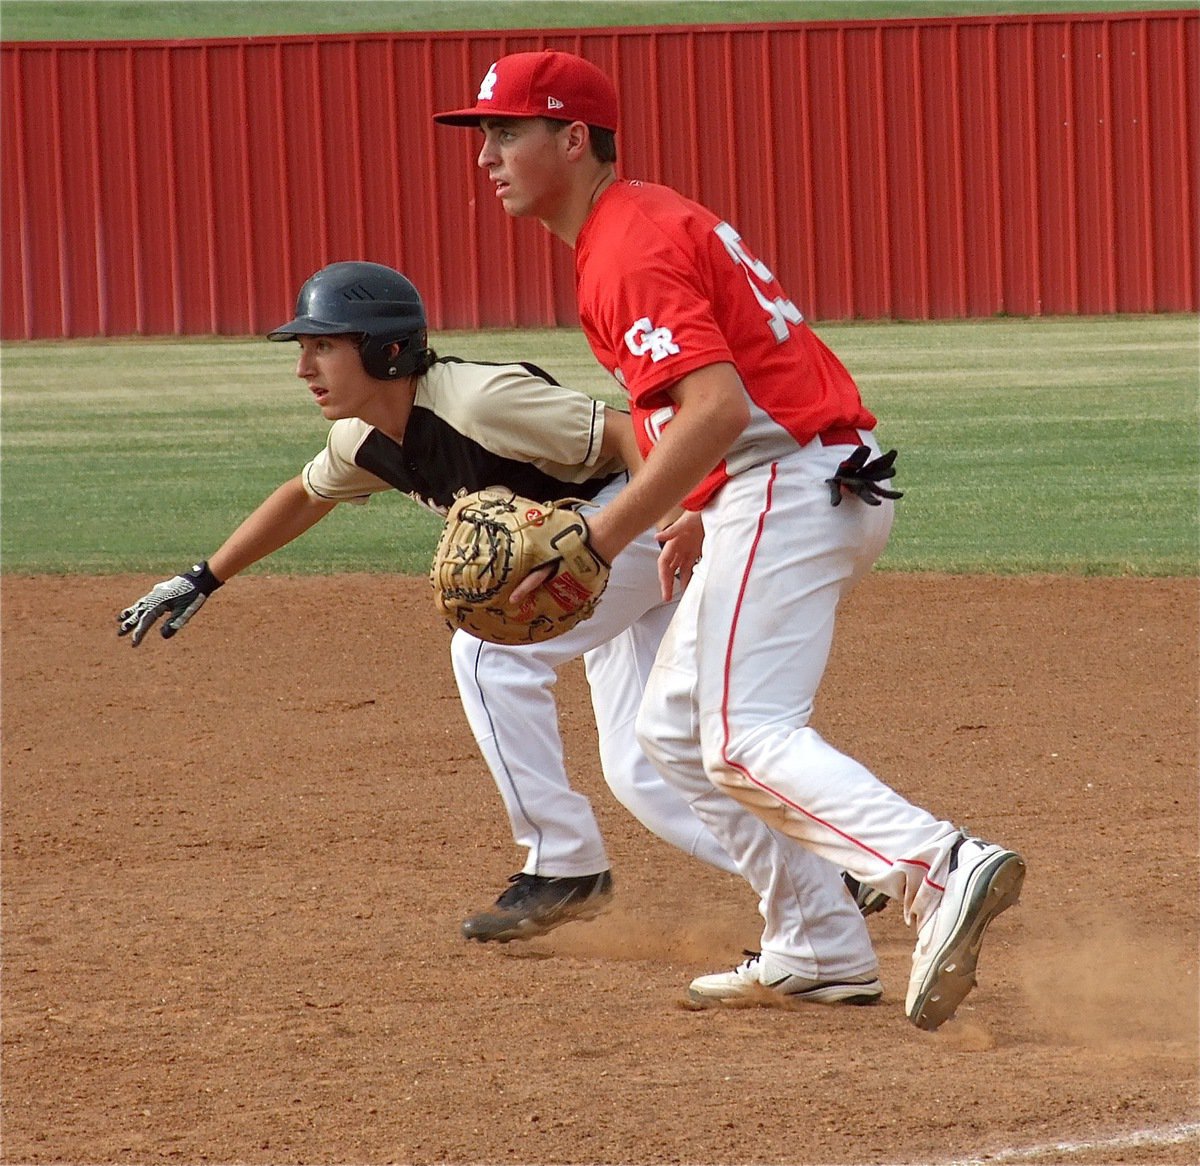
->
[359, 376, 419, 444]
[541, 165, 617, 248]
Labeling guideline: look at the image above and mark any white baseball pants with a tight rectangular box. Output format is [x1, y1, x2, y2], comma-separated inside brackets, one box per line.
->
[637, 433, 961, 979]
[450, 477, 738, 879]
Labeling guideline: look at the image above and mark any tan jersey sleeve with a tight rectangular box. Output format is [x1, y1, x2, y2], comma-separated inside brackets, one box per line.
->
[300, 418, 392, 505]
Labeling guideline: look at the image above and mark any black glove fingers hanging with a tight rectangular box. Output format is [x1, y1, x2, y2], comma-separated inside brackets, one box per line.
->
[825, 447, 904, 507]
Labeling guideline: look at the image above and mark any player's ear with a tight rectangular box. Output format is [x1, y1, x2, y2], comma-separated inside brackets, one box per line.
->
[563, 120, 591, 159]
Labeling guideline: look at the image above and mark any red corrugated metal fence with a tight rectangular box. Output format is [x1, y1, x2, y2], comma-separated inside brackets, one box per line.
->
[1, 11, 1196, 339]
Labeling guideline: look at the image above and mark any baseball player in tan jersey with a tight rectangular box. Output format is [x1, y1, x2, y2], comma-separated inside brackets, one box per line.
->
[117, 260, 747, 941]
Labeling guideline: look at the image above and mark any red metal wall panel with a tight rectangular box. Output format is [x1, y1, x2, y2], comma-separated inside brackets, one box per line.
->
[881, 24, 929, 320]
[130, 48, 178, 334]
[1, 47, 31, 338]
[920, 24, 967, 319]
[1147, 13, 1198, 311]
[1109, 18, 1156, 312]
[957, 23, 1005, 318]
[1071, 18, 1116, 315]
[994, 22, 1039, 316]
[1, 11, 1195, 339]
[842, 25, 891, 321]
[14, 49, 66, 337]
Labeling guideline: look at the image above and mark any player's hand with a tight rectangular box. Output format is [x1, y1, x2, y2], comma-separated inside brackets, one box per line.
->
[508, 562, 555, 608]
[117, 561, 224, 646]
[656, 509, 704, 601]
[509, 505, 618, 607]
[825, 446, 904, 507]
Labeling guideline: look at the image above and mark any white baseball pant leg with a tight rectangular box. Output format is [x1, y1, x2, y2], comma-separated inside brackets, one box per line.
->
[636, 554, 878, 980]
[642, 433, 962, 932]
[451, 478, 738, 879]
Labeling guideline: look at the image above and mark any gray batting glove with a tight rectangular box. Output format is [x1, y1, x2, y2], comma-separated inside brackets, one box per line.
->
[117, 561, 223, 647]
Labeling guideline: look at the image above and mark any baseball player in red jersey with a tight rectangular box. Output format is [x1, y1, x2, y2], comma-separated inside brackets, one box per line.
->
[436, 51, 1025, 1030]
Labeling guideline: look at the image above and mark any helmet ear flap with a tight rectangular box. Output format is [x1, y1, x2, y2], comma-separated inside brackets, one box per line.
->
[359, 329, 428, 379]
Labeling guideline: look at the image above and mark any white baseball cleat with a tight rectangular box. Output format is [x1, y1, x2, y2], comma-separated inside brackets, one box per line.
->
[688, 951, 883, 1007]
[906, 836, 1026, 1031]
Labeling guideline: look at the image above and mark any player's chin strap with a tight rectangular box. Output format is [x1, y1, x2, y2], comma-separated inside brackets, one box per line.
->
[825, 446, 904, 507]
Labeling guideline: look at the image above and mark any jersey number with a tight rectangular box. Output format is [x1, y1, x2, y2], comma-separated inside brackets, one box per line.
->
[715, 222, 804, 343]
[642, 404, 676, 447]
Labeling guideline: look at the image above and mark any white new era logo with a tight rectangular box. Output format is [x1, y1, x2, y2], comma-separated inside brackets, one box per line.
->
[478, 63, 498, 101]
[547, 96, 565, 110]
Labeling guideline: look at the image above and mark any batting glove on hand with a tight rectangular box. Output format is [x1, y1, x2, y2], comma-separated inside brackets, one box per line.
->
[117, 561, 223, 647]
[825, 446, 904, 507]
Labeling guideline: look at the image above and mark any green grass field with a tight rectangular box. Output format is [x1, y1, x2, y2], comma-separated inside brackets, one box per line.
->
[2, 0, 1193, 41]
[4, 4, 1195, 578]
[3, 316, 1196, 577]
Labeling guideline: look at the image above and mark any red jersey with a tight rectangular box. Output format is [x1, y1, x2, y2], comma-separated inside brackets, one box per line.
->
[575, 180, 876, 509]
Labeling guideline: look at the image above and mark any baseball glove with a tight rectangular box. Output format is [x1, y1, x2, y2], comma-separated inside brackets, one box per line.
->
[825, 446, 903, 507]
[431, 488, 610, 645]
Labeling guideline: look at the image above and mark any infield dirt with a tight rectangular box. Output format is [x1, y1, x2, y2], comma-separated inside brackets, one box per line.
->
[3, 574, 1197, 1164]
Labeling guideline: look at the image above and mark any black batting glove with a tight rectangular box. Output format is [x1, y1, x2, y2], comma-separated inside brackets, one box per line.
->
[825, 446, 904, 507]
[117, 561, 223, 647]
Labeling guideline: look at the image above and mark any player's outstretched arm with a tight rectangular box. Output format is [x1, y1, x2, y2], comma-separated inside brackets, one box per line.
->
[207, 476, 336, 581]
[117, 476, 336, 647]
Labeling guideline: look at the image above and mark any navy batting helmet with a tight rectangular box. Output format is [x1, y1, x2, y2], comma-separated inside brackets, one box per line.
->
[268, 261, 430, 380]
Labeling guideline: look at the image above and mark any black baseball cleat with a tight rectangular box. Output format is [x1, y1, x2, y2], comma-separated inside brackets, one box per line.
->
[461, 870, 614, 943]
[842, 871, 891, 917]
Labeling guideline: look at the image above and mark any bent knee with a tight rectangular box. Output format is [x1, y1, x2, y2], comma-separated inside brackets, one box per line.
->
[702, 720, 819, 791]
[633, 707, 665, 769]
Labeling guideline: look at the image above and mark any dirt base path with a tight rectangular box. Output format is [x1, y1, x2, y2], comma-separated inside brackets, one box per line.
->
[3, 574, 1197, 1164]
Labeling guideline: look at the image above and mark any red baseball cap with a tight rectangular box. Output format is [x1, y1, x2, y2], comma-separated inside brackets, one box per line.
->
[433, 50, 618, 133]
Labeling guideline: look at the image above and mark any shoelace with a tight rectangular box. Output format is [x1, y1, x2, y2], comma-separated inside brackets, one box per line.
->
[495, 872, 539, 907]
